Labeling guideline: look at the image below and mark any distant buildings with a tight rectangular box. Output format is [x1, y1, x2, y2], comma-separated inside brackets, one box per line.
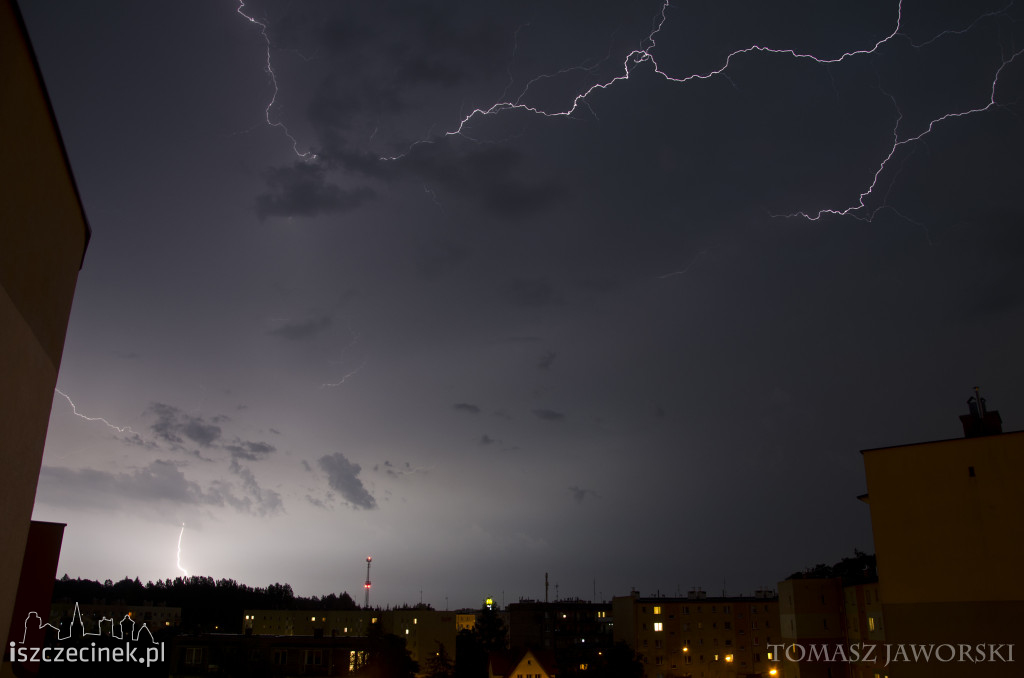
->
[170, 633, 369, 677]
[243, 607, 459, 670]
[777, 563, 884, 678]
[506, 598, 613, 674]
[613, 589, 779, 678]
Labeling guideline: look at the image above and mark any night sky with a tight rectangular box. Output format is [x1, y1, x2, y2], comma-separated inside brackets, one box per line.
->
[20, 0, 1024, 609]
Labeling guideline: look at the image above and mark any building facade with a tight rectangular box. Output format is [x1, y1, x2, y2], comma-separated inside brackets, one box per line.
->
[860, 402, 1024, 678]
[613, 591, 779, 678]
[1, 0, 90, 657]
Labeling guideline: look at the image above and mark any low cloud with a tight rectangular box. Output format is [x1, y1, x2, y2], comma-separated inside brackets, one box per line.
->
[223, 439, 277, 461]
[148, 403, 222, 448]
[37, 460, 260, 515]
[502, 278, 558, 308]
[569, 485, 598, 503]
[453, 403, 481, 414]
[375, 460, 429, 478]
[533, 408, 565, 422]
[256, 163, 375, 219]
[318, 453, 376, 509]
[229, 459, 284, 516]
[268, 316, 333, 341]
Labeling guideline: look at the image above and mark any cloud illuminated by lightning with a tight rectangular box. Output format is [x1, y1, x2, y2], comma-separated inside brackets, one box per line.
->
[176, 523, 189, 578]
[54, 388, 137, 435]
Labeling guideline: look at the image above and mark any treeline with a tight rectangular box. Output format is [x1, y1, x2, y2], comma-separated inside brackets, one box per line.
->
[52, 575, 361, 632]
[787, 550, 877, 585]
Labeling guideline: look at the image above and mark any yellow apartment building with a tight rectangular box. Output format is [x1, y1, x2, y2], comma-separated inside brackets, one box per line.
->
[860, 397, 1023, 677]
[613, 590, 779, 678]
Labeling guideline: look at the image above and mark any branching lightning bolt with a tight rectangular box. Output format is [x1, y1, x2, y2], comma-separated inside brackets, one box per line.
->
[381, 0, 1021, 222]
[783, 47, 1024, 221]
[236, 1, 315, 160]
[54, 388, 137, 435]
[236, 1, 1021, 222]
[176, 523, 189, 578]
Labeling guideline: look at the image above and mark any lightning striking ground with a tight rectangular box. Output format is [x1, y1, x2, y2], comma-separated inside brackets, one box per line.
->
[176, 523, 189, 578]
[54, 388, 137, 435]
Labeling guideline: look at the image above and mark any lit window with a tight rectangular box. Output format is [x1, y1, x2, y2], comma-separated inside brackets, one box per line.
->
[725, 654, 734, 663]
[654, 606, 662, 615]
[654, 622, 663, 632]
[311, 616, 316, 622]
[868, 617, 876, 632]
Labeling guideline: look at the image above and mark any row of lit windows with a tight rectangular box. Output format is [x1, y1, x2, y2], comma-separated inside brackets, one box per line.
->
[647, 604, 752, 615]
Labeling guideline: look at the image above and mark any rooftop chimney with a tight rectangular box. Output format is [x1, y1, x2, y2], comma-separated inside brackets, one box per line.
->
[959, 387, 1003, 438]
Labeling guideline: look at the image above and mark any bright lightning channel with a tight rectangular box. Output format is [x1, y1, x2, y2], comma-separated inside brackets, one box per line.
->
[321, 359, 366, 389]
[176, 523, 189, 578]
[54, 388, 136, 435]
[236, 1, 316, 160]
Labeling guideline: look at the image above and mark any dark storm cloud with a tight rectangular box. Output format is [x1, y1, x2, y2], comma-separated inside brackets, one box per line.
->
[267, 316, 333, 341]
[568, 486, 598, 503]
[148, 403, 222, 448]
[453, 403, 481, 414]
[307, 76, 406, 130]
[37, 461, 246, 511]
[306, 494, 329, 509]
[532, 409, 565, 422]
[501, 278, 558, 307]
[315, 139, 566, 218]
[375, 460, 429, 478]
[538, 351, 557, 370]
[401, 143, 567, 218]
[121, 433, 158, 450]
[224, 439, 277, 461]
[229, 459, 284, 516]
[299, 1, 510, 128]
[146, 403, 277, 461]
[480, 434, 496, 445]
[414, 239, 469, 280]
[318, 453, 376, 509]
[256, 163, 374, 219]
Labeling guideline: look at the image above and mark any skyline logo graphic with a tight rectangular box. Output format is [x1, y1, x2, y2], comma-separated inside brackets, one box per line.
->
[9, 602, 165, 668]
